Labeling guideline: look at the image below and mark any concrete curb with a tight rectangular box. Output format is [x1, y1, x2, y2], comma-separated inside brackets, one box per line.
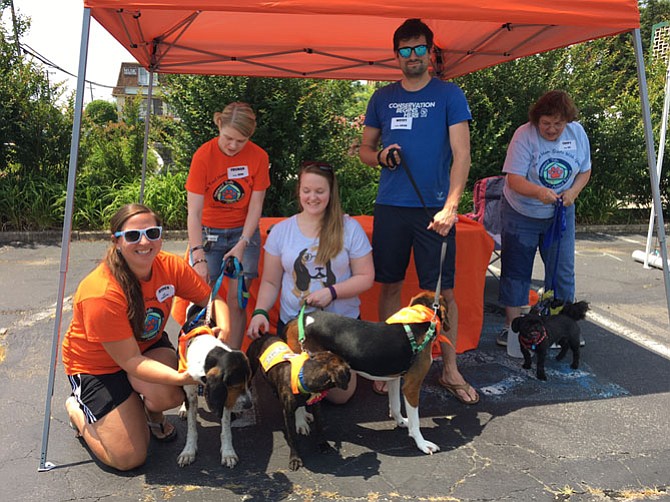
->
[0, 229, 190, 245]
[2, 224, 667, 245]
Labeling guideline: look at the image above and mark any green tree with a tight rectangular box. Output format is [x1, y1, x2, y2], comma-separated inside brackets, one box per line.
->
[85, 99, 118, 125]
[161, 75, 367, 215]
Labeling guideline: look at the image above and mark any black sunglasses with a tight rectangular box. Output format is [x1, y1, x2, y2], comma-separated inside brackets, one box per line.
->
[114, 226, 163, 243]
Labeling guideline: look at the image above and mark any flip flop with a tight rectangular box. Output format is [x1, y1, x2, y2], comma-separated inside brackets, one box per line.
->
[148, 417, 178, 442]
[372, 381, 388, 396]
[438, 377, 480, 405]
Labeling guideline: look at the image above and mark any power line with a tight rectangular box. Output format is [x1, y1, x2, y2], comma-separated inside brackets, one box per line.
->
[20, 42, 116, 90]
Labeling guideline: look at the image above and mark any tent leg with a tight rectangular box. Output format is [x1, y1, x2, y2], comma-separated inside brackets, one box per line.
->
[633, 28, 670, 325]
[38, 7, 92, 473]
[139, 71, 155, 204]
[641, 50, 670, 268]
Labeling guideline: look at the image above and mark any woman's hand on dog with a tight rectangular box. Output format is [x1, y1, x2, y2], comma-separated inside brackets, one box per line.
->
[247, 315, 269, 340]
[178, 371, 200, 386]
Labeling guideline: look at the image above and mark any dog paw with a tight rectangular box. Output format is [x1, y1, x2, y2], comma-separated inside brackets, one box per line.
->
[522, 362, 531, 370]
[220, 451, 239, 468]
[571, 363, 579, 369]
[295, 407, 312, 435]
[177, 403, 188, 420]
[415, 439, 440, 454]
[177, 449, 196, 467]
[288, 456, 303, 471]
[538, 373, 547, 381]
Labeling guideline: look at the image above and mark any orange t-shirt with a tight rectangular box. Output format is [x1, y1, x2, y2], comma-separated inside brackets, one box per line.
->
[185, 138, 270, 229]
[62, 251, 211, 375]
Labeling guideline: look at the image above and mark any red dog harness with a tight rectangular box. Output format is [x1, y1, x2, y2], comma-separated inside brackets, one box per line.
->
[519, 325, 548, 351]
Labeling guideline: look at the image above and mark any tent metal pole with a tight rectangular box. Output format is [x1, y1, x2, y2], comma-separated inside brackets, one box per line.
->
[643, 54, 670, 267]
[139, 71, 155, 204]
[38, 7, 92, 473]
[633, 28, 670, 324]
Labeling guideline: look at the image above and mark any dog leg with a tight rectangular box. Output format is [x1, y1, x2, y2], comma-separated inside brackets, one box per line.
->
[295, 406, 313, 436]
[536, 350, 547, 381]
[282, 403, 303, 470]
[177, 385, 199, 467]
[387, 378, 408, 428]
[404, 397, 439, 454]
[568, 339, 580, 370]
[555, 341, 570, 361]
[521, 346, 532, 370]
[220, 408, 238, 468]
[177, 401, 188, 420]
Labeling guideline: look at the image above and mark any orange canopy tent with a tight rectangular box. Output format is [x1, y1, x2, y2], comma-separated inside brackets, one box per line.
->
[42, 0, 670, 472]
[84, 0, 640, 81]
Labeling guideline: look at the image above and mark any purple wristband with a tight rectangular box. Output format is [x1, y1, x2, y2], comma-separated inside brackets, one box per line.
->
[327, 285, 337, 301]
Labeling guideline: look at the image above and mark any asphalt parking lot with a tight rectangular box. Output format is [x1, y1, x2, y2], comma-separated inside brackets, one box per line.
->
[0, 229, 669, 501]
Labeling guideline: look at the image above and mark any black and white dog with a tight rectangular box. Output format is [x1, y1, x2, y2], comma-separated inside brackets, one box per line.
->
[285, 292, 447, 454]
[512, 300, 590, 381]
[176, 301, 253, 468]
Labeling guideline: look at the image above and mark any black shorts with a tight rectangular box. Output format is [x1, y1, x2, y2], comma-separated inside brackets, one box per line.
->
[372, 204, 456, 291]
[67, 332, 175, 424]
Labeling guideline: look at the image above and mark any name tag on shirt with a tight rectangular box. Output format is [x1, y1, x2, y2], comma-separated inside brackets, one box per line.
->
[558, 140, 576, 151]
[156, 284, 175, 303]
[228, 165, 249, 179]
[391, 117, 412, 130]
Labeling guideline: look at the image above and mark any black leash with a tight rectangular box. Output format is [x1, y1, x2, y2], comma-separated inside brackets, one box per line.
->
[383, 147, 447, 312]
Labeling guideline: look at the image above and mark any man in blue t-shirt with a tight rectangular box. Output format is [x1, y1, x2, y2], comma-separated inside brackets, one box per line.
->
[359, 18, 478, 404]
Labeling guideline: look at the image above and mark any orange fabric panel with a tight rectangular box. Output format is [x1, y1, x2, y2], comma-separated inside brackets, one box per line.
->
[85, 1, 639, 81]
[172, 215, 494, 354]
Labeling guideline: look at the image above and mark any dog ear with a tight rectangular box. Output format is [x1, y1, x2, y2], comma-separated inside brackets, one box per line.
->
[511, 317, 521, 332]
[204, 366, 228, 418]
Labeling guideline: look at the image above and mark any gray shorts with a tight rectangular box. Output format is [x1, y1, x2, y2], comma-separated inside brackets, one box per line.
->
[201, 226, 261, 282]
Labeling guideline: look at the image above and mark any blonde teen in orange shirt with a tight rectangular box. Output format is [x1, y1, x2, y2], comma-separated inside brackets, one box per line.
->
[186, 102, 270, 350]
[62, 204, 212, 471]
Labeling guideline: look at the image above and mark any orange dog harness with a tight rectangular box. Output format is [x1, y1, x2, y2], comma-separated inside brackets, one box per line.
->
[385, 304, 450, 347]
[178, 325, 214, 373]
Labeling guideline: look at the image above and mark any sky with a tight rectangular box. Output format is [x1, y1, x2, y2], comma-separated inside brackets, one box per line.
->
[8, 0, 136, 103]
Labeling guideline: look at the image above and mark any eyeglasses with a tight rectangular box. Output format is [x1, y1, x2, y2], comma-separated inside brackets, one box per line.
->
[114, 226, 163, 244]
[397, 44, 428, 58]
[300, 161, 333, 172]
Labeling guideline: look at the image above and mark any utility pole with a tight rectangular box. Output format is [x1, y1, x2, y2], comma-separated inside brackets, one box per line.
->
[9, 0, 22, 56]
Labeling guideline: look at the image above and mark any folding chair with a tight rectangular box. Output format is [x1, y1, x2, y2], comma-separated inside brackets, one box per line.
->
[467, 175, 505, 280]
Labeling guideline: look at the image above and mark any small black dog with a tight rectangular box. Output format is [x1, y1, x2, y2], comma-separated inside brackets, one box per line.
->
[246, 333, 351, 470]
[511, 301, 590, 381]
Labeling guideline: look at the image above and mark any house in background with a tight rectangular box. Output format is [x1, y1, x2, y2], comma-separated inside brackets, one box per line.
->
[112, 62, 171, 117]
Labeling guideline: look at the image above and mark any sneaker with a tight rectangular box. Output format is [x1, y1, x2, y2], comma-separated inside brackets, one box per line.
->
[496, 327, 509, 347]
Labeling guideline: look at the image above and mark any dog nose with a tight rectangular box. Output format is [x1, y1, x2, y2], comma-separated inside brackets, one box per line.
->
[240, 392, 253, 409]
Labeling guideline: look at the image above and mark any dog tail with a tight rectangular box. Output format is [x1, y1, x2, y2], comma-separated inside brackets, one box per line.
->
[560, 301, 590, 321]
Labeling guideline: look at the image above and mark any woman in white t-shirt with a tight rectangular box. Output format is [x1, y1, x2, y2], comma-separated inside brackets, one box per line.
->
[247, 161, 374, 403]
[497, 90, 592, 347]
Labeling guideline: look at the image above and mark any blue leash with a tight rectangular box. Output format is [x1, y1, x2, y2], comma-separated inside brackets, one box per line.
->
[185, 256, 249, 332]
[542, 198, 566, 296]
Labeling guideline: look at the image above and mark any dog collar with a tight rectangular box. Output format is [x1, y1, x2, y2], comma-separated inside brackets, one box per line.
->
[520, 325, 548, 350]
[385, 304, 450, 349]
[178, 325, 215, 373]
